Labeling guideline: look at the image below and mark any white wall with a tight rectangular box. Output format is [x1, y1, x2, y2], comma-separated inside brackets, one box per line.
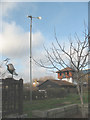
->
[62, 77, 73, 83]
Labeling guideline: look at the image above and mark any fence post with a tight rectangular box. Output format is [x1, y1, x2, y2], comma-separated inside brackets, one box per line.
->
[18, 78, 23, 115]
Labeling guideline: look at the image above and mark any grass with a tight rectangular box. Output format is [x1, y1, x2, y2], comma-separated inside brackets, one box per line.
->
[23, 92, 88, 118]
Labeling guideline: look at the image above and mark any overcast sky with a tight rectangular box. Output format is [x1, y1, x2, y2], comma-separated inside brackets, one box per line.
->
[0, 1, 88, 83]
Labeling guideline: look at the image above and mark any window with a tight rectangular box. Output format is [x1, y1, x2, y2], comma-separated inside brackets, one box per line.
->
[67, 71, 69, 76]
[60, 72, 62, 76]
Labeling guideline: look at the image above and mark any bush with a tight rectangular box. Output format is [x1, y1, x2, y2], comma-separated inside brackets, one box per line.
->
[32, 90, 46, 100]
[46, 87, 67, 98]
[23, 89, 46, 100]
[23, 87, 78, 100]
[23, 89, 30, 100]
[67, 87, 78, 94]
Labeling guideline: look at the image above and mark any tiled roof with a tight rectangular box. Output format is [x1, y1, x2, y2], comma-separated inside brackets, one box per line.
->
[56, 67, 74, 73]
[50, 79, 75, 86]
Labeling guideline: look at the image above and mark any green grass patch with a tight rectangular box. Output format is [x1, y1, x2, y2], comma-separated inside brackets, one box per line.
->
[23, 93, 88, 118]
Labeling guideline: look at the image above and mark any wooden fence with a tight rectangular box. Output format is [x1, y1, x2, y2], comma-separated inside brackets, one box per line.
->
[2, 78, 23, 118]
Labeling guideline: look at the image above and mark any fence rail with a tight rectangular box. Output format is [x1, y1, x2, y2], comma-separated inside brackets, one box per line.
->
[1, 78, 23, 118]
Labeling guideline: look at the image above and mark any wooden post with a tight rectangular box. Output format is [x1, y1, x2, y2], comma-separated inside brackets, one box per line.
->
[18, 78, 23, 115]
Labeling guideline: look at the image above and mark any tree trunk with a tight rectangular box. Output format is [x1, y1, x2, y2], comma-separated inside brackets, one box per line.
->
[77, 83, 86, 118]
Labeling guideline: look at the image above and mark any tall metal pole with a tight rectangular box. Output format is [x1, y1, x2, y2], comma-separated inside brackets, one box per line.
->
[30, 16, 32, 103]
[27, 15, 42, 103]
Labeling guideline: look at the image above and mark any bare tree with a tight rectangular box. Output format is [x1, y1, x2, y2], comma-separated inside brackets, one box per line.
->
[33, 76, 55, 82]
[33, 29, 89, 117]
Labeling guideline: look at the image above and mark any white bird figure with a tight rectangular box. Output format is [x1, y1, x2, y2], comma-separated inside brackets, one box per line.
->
[7, 63, 18, 78]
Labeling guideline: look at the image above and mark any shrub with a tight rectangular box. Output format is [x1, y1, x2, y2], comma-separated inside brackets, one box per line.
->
[23, 89, 46, 100]
[32, 90, 46, 100]
[46, 87, 67, 98]
[67, 87, 78, 94]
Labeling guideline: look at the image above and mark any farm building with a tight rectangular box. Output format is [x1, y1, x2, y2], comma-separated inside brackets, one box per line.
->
[37, 79, 76, 90]
[36, 79, 77, 99]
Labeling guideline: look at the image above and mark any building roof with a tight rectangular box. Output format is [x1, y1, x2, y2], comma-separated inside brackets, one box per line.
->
[37, 79, 75, 87]
[56, 67, 90, 74]
[51, 80, 74, 86]
[56, 67, 74, 73]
